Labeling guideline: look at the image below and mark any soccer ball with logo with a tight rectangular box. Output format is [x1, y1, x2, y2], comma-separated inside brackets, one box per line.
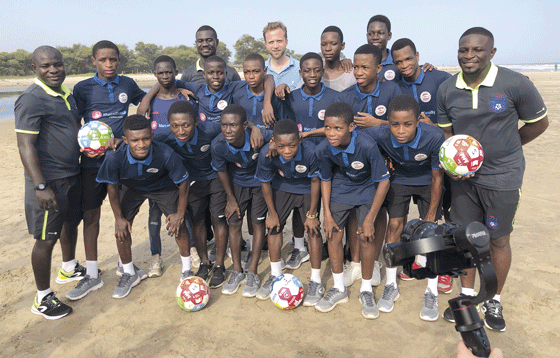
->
[77, 121, 113, 154]
[270, 274, 304, 310]
[439, 134, 484, 176]
[176, 276, 210, 312]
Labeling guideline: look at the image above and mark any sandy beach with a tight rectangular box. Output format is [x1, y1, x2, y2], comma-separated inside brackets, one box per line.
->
[0, 72, 558, 358]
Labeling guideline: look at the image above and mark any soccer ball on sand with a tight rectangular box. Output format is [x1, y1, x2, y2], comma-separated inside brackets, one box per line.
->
[270, 274, 304, 310]
[176, 276, 210, 312]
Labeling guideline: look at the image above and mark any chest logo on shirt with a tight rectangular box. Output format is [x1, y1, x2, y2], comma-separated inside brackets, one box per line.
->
[278, 169, 285, 177]
[384, 70, 395, 81]
[490, 94, 507, 113]
[217, 100, 228, 110]
[118, 93, 128, 103]
[420, 92, 432, 103]
[200, 113, 206, 121]
[252, 153, 259, 160]
[351, 161, 364, 170]
[414, 153, 428, 161]
[92, 110, 102, 120]
[235, 162, 242, 167]
[200, 144, 210, 152]
[297, 123, 303, 132]
[151, 121, 158, 130]
[295, 165, 307, 173]
[146, 168, 159, 173]
[375, 105, 387, 117]
[318, 110, 326, 120]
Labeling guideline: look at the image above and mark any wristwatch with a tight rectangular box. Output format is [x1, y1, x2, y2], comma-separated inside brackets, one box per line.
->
[34, 183, 47, 191]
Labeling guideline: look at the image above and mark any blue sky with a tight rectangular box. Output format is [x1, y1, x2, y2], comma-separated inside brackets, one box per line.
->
[1, 0, 558, 66]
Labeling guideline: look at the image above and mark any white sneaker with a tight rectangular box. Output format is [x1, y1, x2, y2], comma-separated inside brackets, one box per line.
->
[371, 261, 382, 286]
[148, 254, 163, 278]
[190, 247, 200, 269]
[343, 262, 361, 287]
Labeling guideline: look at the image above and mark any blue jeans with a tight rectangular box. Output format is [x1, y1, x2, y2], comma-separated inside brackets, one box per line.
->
[148, 199, 194, 255]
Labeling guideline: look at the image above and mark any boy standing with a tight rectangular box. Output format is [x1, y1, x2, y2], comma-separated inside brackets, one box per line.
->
[320, 26, 356, 91]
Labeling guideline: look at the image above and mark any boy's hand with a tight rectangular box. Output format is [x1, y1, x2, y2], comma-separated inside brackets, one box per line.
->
[165, 213, 184, 237]
[80, 148, 106, 159]
[262, 101, 276, 127]
[357, 220, 375, 242]
[422, 63, 436, 72]
[136, 101, 151, 118]
[323, 215, 340, 241]
[304, 217, 321, 236]
[249, 127, 264, 150]
[266, 140, 278, 158]
[354, 112, 385, 128]
[225, 198, 241, 221]
[266, 212, 281, 233]
[438, 163, 475, 181]
[341, 59, 353, 73]
[115, 217, 132, 243]
[104, 137, 122, 151]
[274, 84, 290, 100]
[178, 88, 196, 102]
[419, 112, 433, 125]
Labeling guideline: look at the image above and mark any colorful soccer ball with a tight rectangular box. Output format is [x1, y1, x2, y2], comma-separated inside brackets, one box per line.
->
[270, 274, 304, 310]
[176, 276, 210, 312]
[439, 134, 484, 176]
[77, 121, 113, 154]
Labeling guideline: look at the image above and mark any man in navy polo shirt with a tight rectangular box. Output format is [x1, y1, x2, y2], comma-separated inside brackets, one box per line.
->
[96, 115, 192, 299]
[263, 21, 301, 91]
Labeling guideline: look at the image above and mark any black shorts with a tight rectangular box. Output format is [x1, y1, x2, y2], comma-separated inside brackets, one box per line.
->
[228, 186, 267, 224]
[25, 175, 82, 240]
[386, 183, 442, 220]
[449, 180, 520, 239]
[269, 190, 314, 235]
[442, 175, 452, 215]
[120, 184, 180, 223]
[81, 167, 107, 211]
[329, 201, 371, 229]
[188, 178, 227, 223]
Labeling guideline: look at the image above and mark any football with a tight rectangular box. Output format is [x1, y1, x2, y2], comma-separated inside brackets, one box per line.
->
[77, 121, 113, 154]
[270, 274, 304, 310]
[439, 134, 484, 176]
[176, 276, 210, 312]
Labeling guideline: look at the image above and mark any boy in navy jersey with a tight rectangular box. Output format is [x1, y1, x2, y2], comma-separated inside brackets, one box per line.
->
[315, 102, 390, 318]
[96, 115, 192, 298]
[70, 41, 145, 300]
[362, 95, 445, 320]
[211, 104, 273, 295]
[255, 119, 324, 305]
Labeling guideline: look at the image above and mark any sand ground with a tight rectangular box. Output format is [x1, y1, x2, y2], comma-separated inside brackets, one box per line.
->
[0, 72, 558, 357]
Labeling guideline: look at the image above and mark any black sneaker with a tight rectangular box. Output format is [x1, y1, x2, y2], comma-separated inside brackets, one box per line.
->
[209, 265, 226, 288]
[31, 292, 72, 320]
[482, 299, 506, 331]
[196, 262, 213, 281]
[442, 293, 476, 323]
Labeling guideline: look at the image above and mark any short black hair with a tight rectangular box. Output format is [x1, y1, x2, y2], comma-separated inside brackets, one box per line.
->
[92, 40, 120, 58]
[322, 25, 344, 42]
[391, 38, 416, 55]
[367, 15, 391, 33]
[325, 102, 354, 125]
[300, 52, 323, 68]
[273, 119, 299, 137]
[196, 25, 218, 39]
[123, 114, 150, 133]
[387, 94, 420, 119]
[354, 44, 382, 65]
[32, 46, 62, 65]
[221, 104, 247, 123]
[460, 27, 494, 41]
[167, 101, 197, 122]
[243, 53, 265, 68]
[154, 55, 176, 71]
[204, 55, 226, 70]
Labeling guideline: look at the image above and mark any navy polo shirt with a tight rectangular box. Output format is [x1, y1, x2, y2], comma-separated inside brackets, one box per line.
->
[379, 50, 401, 82]
[360, 122, 445, 185]
[284, 84, 339, 145]
[162, 121, 221, 182]
[336, 81, 401, 122]
[211, 129, 273, 188]
[255, 140, 319, 194]
[150, 93, 198, 142]
[397, 69, 451, 123]
[231, 84, 284, 129]
[96, 141, 189, 192]
[317, 131, 390, 205]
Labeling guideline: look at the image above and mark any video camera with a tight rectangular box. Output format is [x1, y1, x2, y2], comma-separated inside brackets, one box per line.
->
[383, 219, 497, 357]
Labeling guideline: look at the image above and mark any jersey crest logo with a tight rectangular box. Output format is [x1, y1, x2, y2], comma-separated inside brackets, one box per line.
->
[384, 70, 395, 81]
[420, 92, 432, 103]
[318, 109, 326, 120]
[118, 92, 128, 103]
[200, 113, 206, 121]
[414, 153, 428, 161]
[486, 215, 499, 229]
[235, 162, 242, 167]
[351, 161, 364, 170]
[295, 165, 307, 173]
[92, 110, 102, 120]
[151, 121, 158, 130]
[200, 144, 210, 152]
[278, 169, 285, 177]
[252, 153, 259, 160]
[146, 168, 159, 173]
[490, 94, 507, 113]
[217, 100, 228, 110]
[297, 123, 303, 132]
[375, 105, 387, 117]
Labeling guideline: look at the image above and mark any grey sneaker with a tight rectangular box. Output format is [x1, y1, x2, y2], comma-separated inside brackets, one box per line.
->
[242, 271, 260, 297]
[180, 270, 194, 281]
[371, 261, 382, 286]
[66, 275, 104, 301]
[208, 245, 217, 263]
[112, 271, 141, 299]
[241, 251, 252, 272]
[222, 271, 246, 295]
[303, 279, 325, 307]
[359, 291, 379, 319]
[116, 264, 147, 280]
[420, 288, 439, 321]
[256, 274, 277, 300]
[285, 249, 310, 270]
[377, 283, 400, 312]
[315, 287, 349, 312]
[343, 263, 362, 287]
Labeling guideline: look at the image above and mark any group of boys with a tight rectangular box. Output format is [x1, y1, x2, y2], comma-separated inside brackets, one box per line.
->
[16, 16, 548, 339]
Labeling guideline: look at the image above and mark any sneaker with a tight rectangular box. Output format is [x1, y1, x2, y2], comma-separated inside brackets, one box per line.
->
[190, 247, 200, 269]
[438, 275, 453, 294]
[482, 300, 506, 331]
[256, 274, 277, 300]
[377, 283, 400, 313]
[343, 263, 362, 287]
[195, 262, 213, 281]
[31, 292, 72, 320]
[112, 271, 141, 299]
[359, 291, 379, 319]
[303, 279, 325, 307]
[66, 275, 104, 301]
[226, 246, 232, 259]
[208, 245, 217, 263]
[442, 293, 476, 323]
[116, 264, 147, 280]
[371, 261, 382, 287]
[56, 262, 87, 284]
[148, 254, 163, 278]
[398, 262, 421, 281]
[209, 265, 226, 288]
[242, 271, 261, 297]
[315, 287, 349, 313]
[285, 249, 310, 270]
[180, 270, 194, 281]
[241, 251, 252, 272]
[222, 271, 246, 295]
[420, 288, 439, 321]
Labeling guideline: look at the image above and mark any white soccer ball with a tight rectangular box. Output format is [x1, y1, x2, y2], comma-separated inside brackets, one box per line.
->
[439, 134, 484, 176]
[270, 274, 304, 310]
[176, 276, 210, 312]
[77, 121, 113, 154]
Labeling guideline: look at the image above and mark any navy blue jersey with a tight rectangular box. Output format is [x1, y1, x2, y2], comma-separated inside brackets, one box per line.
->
[397, 69, 451, 123]
[150, 93, 197, 142]
[379, 50, 401, 82]
[335, 82, 401, 122]
[232, 84, 284, 129]
[211, 129, 272, 188]
[162, 121, 221, 182]
[255, 141, 319, 194]
[360, 123, 444, 185]
[317, 131, 390, 205]
[284, 84, 338, 145]
[96, 141, 189, 192]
